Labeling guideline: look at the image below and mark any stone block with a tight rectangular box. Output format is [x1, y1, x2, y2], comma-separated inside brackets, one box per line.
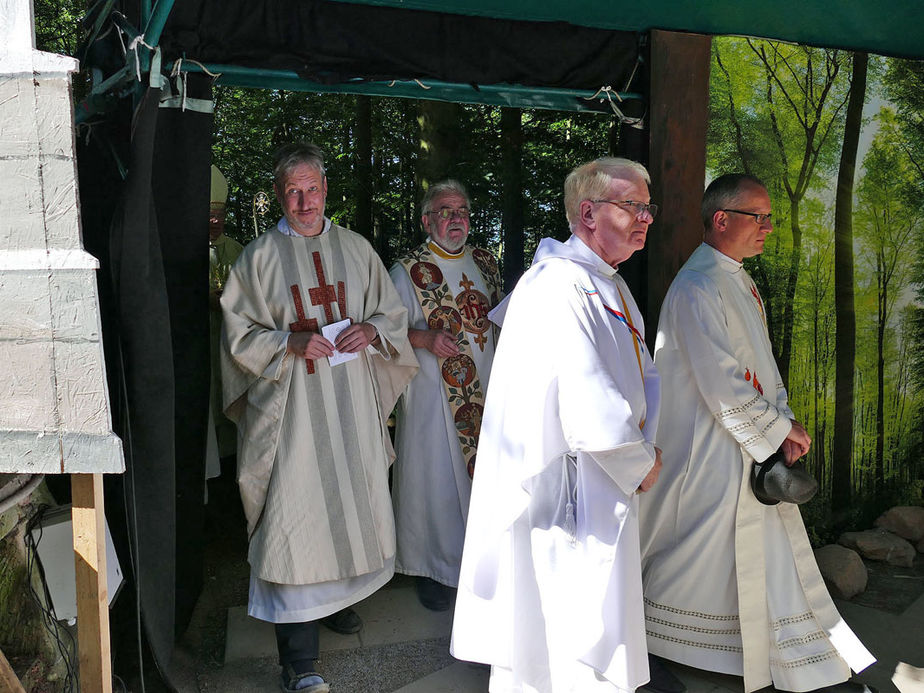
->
[0, 341, 56, 431]
[39, 154, 82, 250]
[48, 266, 101, 340]
[0, 157, 46, 249]
[813, 544, 867, 599]
[0, 75, 39, 156]
[0, 268, 54, 340]
[52, 340, 111, 433]
[874, 505, 924, 542]
[838, 528, 916, 567]
[33, 75, 75, 159]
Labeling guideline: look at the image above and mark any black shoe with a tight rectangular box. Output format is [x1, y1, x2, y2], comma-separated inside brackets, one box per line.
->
[642, 654, 686, 693]
[415, 576, 451, 611]
[280, 663, 330, 693]
[320, 607, 363, 634]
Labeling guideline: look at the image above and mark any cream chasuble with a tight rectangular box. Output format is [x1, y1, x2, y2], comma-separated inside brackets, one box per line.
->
[221, 220, 417, 595]
[640, 243, 873, 692]
[452, 236, 660, 693]
[389, 241, 502, 587]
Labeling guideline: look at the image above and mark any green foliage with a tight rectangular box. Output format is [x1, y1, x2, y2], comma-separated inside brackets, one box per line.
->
[212, 88, 617, 267]
[710, 38, 924, 514]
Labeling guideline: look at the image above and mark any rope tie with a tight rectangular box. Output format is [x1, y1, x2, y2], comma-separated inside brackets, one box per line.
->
[387, 79, 431, 90]
[169, 59, 222, 112]
[584, 57, 645, 129]
[127, 34, 155, 82]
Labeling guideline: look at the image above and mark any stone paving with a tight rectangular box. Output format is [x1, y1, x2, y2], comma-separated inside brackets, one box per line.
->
[192, 571, 924, 693]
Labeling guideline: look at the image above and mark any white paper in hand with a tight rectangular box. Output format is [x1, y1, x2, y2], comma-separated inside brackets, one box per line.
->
[322, 318, 360, 366]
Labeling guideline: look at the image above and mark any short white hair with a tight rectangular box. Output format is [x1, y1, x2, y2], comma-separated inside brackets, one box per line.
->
[564, 157, 650, 227]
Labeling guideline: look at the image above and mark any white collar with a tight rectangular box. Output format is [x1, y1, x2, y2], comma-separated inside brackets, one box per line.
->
[276, 216, 332, 237]
[703, 242, 743, 272]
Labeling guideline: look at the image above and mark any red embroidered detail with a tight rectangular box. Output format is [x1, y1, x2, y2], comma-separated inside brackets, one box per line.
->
[455, 273, 491, 349]
[745, 369, 751, 381]
[409, 261, 444, 290]
[753, 374, 763, 395]
[290, 285, 319, 375]
[308, 251, 344, 324]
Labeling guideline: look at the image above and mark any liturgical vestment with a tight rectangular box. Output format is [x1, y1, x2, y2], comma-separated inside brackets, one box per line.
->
[389, 241, 501, 588]
[640, 243, 874, 693]
[221, 219, 417, 620]
[452, 236, 660, 693]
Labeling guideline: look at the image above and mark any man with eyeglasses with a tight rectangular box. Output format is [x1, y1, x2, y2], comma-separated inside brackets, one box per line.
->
[640, 174, 875, 693]
[220, 142, 418, 692]
[451, 158, 664, 692]
[388, 179, 503, 611]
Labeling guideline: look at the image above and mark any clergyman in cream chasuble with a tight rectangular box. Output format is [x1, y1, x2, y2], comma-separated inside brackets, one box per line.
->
[220, 218, 417, 621]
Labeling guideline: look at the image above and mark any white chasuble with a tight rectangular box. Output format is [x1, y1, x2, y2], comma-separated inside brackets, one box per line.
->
[452, 236, 660, 693]
[220, 221, 417, 604]
[389, 241, 502, 587]
[640, 243, 873, 692]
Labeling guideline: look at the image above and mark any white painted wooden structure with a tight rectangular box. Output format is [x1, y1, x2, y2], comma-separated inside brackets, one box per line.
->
[0, 0, 124, 475]
[1, 1, 124, 690]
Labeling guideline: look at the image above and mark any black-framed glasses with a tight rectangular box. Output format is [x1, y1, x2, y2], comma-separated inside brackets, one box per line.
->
[722, 209, 772, 225]
[592, 199, 659, 219]
[427, 207, 470, 220]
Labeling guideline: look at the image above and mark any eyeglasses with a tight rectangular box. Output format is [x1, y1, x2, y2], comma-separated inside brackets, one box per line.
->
[722, 209, 772, 225]
[428, 207, 470, 220]
[592, 200, 659, 219]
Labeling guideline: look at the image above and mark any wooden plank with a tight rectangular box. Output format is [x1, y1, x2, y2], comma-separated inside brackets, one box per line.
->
[647, 30, 712, 332]
[0, 646, 26, 693]
[71, 473, 112, 693]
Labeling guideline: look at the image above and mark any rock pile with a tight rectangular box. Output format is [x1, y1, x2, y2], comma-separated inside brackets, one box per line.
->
[812, 505, 924, 599]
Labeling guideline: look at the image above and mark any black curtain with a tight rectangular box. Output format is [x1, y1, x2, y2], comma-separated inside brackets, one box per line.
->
[76, 73, 213, 685]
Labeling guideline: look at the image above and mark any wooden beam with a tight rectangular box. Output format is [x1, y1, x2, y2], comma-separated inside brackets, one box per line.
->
[71, 474, 112, 693]
[0, 646, 26, 693]
[647, 30, 712, 332]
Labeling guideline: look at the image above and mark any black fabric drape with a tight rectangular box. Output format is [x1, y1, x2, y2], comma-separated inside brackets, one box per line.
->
[151, 76, 214, 635]
[159, 0, 641, 92]
[76, 77, 212, 683]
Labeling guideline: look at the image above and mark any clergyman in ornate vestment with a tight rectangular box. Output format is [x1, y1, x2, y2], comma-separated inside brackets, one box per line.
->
[220, 143, 417, 693]
[640, 174, 875, 693]
[452, 158, 664, 693]
[389, 180, 503, 611]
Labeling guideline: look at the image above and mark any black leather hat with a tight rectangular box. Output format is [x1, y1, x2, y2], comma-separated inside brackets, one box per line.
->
[750, 449, 818, 505]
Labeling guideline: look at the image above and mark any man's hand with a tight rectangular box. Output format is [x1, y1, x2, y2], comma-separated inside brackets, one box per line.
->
[782, 419, 811, 465]
[336, 322, 378, 353]
[409, 328, 460, 358]
[638, 447, 662, 493]
[287, 331, 335, 360]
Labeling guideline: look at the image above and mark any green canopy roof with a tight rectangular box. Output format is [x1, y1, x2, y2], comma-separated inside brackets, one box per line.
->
[329, 0, 924, 59]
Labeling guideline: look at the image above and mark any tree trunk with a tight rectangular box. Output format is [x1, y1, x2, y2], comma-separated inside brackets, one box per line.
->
[500, 108, 524, 292]
[876, 252, 886, 491]
[777, 199, 802, 384]
[353, 96, 374, 246]
[417, 100, 463, 194]
[831, 52, 867, 515]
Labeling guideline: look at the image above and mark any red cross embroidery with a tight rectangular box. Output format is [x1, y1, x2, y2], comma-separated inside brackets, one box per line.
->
[308, 251, 345, 324]
[290, 285, 319, 375]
